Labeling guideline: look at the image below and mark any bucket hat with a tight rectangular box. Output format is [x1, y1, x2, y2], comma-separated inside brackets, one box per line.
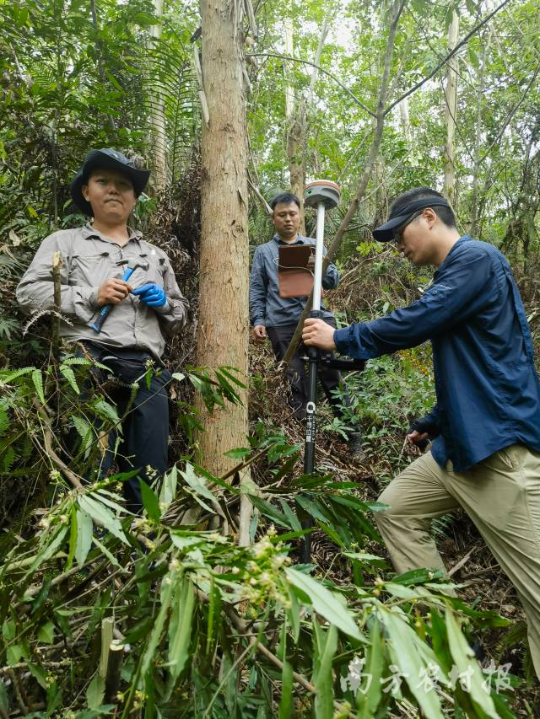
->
[70, 148, 151, 216]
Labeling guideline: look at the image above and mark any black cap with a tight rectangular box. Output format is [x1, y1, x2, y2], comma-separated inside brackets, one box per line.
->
[372, 198, 452, 242]
[70, 148, 151, 216]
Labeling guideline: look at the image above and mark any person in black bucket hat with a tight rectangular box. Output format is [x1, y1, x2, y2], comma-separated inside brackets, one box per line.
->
[17, 149, 189, 512]
[301, 185, 540, 680]
[70, 148, 151, 217]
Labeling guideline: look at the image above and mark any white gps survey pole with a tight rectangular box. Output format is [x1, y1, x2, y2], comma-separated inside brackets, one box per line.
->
[299, 180, 341, 562]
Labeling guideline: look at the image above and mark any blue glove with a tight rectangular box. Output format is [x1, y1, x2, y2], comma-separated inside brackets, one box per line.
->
[133, 283, 167, 307]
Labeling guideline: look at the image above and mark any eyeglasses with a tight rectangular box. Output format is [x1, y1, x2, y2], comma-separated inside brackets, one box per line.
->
[393, 211, 423, 243]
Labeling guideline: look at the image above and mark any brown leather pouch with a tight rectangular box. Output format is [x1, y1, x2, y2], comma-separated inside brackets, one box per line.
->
[278, 245, 315, 298]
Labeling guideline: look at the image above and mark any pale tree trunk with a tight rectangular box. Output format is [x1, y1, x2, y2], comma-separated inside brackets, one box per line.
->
[284, 18, 305, 232]
[284, 16, 330, 235]
[399, 97, 412, 142]
[198, 0, 250, 543]
[470, 29, 489, 236]
[443, 10, 459, 205]
[150, 0, 168, 192]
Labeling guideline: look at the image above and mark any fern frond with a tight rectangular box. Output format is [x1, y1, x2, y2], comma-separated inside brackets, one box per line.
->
[60, 366, 80, 395]
[71, 415, 94, 460]
[0, 403, 9, 436]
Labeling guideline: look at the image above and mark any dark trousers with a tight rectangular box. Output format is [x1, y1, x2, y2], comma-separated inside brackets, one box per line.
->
[267, 321, 355, 425]
[79, 343, 170, 512]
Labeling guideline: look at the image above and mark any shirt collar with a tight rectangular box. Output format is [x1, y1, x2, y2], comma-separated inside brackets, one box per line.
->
[82, 223, 143, 245]
[272, 233, 307, 246]
[435, 235, 473, 275]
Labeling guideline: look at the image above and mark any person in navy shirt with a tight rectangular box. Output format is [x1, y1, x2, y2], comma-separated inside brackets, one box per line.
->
[302, 187, 540, 679]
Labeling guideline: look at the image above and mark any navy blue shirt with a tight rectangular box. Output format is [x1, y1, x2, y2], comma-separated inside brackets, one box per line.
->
[334, 236, 540, 471]
[249, 234, 339, 328]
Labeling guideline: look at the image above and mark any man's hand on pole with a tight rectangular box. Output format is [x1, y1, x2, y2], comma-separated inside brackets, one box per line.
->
[253, 324, 267, 343]
[302, 318, 336, 351]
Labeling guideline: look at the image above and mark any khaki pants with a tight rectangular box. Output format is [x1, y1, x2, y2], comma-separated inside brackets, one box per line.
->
[375, 445, 540, 679]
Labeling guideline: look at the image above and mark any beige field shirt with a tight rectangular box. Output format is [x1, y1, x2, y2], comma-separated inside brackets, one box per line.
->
[16, 224, 188, 360]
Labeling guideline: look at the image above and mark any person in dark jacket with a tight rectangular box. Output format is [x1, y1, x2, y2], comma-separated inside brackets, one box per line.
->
[302, 186, 540, 679]
[250, 192, 362, 456]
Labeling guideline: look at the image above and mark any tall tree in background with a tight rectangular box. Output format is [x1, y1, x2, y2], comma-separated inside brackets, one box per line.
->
[197, 0, 250, 509]
[284, 12, 331, 233]
[150, 0, 168, 191]
[443, 9, 459, 204]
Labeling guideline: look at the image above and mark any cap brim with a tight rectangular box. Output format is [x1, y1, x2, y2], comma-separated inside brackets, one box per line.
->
[372, 213, 412, 242]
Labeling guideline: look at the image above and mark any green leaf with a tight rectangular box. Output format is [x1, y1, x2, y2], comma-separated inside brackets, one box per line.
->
[287, 587, 300, 643]
[60, 365, 80, 394]
[37, 621, 55, 645]
[357, 620, 385, 717]
[28, 662, 48, 690]
[168, 576, 195, 679]
[78, 496, 127, 544]
[141, 573, 175, 676]
[224, 447, 252, 459]
[393, 567, 444, 586]
[23, 525, 69, 581]
[7, 644, 27, 666]
[140, 480, 161, 522]
[285, 567, 362, 640]
[446, 608, 499, 717]
[75, 509, 93, 566]
[313, 624, 337, 719]
[32, 369, 46, 404]
[279, 498, 302, 531]
[86, 674, 105, 711]
[278, 659, 293, 719]
[248, 495, 292, 529]
[380, 608, 444, 718]
[159, 466, 178, 511]
[295, 495, 332, 524]
[0, 366, 35, 384]
[206, 578, 221, 655]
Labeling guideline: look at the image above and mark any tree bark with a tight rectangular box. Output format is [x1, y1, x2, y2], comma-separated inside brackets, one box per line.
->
[197, 0, 250, 517]
[443, 10, 459, 205]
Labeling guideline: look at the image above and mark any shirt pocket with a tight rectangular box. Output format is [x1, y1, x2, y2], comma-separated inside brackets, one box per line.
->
[69, 250, 112, 287]
[133, 251, 167, 287]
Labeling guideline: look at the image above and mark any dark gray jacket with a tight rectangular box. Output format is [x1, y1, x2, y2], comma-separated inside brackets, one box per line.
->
[249, 234, 339, 327]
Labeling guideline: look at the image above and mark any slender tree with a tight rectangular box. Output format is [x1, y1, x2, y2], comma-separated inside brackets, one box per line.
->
[197, 0, 250, 528]
[150, 0, 168, 191]
[443, 9, 459, 204]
